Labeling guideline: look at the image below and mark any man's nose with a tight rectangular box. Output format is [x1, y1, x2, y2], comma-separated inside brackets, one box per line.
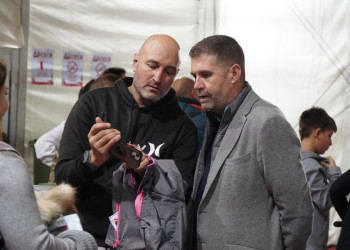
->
[153, 69, 163, 83]
[194, 77, 202, 90]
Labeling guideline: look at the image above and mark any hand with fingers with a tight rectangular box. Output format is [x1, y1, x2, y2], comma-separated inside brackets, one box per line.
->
[320, 156, 336, 169]
[88, 117, 121, 167]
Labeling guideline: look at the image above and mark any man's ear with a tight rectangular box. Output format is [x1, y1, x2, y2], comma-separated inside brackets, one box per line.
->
[132, 53, 139, 73]
[229, 64, 242, 83]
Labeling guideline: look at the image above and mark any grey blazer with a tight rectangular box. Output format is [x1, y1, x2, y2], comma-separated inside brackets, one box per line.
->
[191, 90, 313, 250]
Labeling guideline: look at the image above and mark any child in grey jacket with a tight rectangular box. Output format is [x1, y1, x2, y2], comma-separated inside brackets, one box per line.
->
[299, 107, 341, 250]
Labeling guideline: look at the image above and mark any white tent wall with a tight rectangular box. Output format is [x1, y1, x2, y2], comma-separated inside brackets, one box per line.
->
[0, 0, 28, 154]
[0, 0, 24, 48]
[216, 0, 350, 244]
[24, 0, 199, 168]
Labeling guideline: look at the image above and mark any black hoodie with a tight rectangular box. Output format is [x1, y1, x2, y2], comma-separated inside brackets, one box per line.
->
[55, 77, 198, 246]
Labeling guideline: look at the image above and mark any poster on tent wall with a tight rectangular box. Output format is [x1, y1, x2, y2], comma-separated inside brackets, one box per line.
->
[31, 49, 54, 85]
[90, 53, 112, 80]
[62, 51, 84, 86]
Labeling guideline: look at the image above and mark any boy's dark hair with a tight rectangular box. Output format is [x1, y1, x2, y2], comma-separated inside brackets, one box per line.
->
[299, 107, 337, 140]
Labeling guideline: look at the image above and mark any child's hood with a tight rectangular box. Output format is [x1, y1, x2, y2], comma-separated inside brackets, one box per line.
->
[300, 150, 328, 163]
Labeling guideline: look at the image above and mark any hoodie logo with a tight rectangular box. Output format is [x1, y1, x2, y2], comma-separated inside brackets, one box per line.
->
[140, 143, 165, 157]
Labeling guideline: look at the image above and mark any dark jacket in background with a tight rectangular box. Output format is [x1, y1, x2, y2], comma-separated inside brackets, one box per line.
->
[330, 170, 350, 250]
[178, 96, 205, 147]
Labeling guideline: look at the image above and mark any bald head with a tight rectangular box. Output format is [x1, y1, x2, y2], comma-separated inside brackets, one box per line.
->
[139, 34, 181, 69]
[172, 77, 198, 100]
[130, 34, 182, 107]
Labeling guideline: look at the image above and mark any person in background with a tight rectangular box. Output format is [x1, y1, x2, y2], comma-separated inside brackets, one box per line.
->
[0, 61, 7, 142]
[90, 74, 120, 91]
[172, 77, 206, 147]
[299, 107, 341, 250]
[0, 60, 97, 250]
[34, 74, 119, 168]
[55, 34, 198, 248]
[187, 35, 313, 250]
[78, 79, 96, 99]
[330, 165, 350, 249]
[103, 67, 126, 78]
[34, 79, 94, 167]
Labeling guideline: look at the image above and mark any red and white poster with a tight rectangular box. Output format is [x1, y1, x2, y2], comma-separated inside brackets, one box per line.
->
[62, 51, 84, 86]
[90, 53, 112, 79]
[31, 49, 54, 85]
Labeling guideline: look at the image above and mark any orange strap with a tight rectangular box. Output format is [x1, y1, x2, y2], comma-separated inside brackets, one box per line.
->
[189, 103, 204, 112]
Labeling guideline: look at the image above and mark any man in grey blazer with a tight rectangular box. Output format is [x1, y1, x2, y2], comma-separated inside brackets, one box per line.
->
[188, 35, 313, 250]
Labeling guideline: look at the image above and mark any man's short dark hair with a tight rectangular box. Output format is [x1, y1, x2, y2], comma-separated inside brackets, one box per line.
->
[103, 67, 126, 78]
[78, 79, 94, 98]
[299, 107, 337, 140]
[189, 35, 245, 80]
[90, 73, 120, 91]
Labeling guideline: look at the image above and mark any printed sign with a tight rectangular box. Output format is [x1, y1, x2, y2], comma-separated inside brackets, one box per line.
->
[90, 53, 112, 79]
[62, 51, 84, 86]
[31, 49, 54, 85]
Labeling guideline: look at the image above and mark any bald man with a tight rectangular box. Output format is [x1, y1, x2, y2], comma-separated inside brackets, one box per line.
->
[55, 35, 198, 248]
[172, 77, 199, 101]
[173, 77, 206, 146]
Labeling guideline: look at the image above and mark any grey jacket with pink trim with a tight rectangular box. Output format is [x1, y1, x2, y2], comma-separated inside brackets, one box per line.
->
[105, 158, 187, 249]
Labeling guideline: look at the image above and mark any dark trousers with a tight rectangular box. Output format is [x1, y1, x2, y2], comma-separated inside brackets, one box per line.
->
[330, 170, 350, 249]
[337, 201, 350, 249]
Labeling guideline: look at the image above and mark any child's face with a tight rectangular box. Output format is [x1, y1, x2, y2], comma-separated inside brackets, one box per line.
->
[315, 129, 334, 155]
